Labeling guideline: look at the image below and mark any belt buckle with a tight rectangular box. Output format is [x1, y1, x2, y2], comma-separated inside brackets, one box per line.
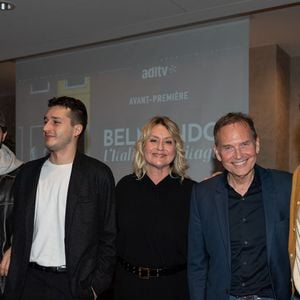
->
[138, 267, 150, 279]
[238, 296, 260, 300]
[56, 266, 66, 273]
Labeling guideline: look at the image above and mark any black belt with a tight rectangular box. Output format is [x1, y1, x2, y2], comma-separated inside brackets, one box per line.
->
[29, 262, 67, 273]
[295, 289, 300, 299]
[118, 257, 186, 279]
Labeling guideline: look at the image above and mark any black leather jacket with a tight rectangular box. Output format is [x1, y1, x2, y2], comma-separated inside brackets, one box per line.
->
[0, 166, 22, 260]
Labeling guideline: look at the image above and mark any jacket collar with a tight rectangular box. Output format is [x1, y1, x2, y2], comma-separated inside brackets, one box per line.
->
[213, 165, 275, 263]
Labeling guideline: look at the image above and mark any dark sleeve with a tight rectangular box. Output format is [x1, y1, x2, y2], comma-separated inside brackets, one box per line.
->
[91, 165, 117, 296]
[5, 166, 23, 251]
[188, 184, 208, 300]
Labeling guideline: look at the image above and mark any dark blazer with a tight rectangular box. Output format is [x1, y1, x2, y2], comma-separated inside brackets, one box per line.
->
[188, 165, 292, 300]
[4, 152, 116, 300]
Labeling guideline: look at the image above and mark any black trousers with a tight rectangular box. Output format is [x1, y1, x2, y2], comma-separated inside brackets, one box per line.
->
[20, 267, 74, 300]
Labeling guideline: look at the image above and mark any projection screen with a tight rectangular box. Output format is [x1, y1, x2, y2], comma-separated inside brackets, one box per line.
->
[16, 18, 249, 182]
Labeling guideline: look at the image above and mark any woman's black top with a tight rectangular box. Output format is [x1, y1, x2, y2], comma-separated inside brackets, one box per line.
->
[114, 174, 195, 300]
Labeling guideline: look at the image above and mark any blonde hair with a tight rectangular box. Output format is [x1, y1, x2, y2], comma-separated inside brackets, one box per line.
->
[133, 116, 188, 181]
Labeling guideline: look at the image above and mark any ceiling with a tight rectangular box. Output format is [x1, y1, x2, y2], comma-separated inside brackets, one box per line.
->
[0, 0, 300, 95]
[250, 4, 300, 57]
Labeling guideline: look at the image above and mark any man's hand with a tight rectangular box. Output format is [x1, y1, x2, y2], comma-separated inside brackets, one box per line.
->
[0, 247, 11, 276]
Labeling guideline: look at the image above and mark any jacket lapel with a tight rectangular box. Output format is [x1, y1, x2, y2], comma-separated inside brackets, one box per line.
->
[214, 178, 231, 269]
[64, 152, 84, 243]
[258, 166, 275, 262]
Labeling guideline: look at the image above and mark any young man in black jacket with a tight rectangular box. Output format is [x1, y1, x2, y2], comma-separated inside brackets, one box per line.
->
[4, 97, 116, 300]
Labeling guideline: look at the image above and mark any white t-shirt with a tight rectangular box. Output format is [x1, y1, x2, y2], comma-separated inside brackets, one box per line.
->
[30, 159, 72, 267]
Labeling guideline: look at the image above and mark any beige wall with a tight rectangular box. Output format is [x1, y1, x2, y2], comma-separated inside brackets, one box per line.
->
[289, 56, 300, 172]
[250, 45, 292, 172]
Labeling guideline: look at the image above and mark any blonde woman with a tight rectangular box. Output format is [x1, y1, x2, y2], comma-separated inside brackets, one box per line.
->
[114, 116, 195, 300]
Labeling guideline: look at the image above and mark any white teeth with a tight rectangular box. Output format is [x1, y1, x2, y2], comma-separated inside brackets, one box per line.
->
[233, 160, 246, 166]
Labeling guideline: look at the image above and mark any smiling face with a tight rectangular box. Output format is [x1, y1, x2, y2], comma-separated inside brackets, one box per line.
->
[214, 121, 260, 181]
[143, 124, 176, 175]
[43, 105, 82, 154]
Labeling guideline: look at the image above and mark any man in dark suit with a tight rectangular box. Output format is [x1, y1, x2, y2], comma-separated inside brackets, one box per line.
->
[4, 96, 116, 300]
[188, 112, 292, 300]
